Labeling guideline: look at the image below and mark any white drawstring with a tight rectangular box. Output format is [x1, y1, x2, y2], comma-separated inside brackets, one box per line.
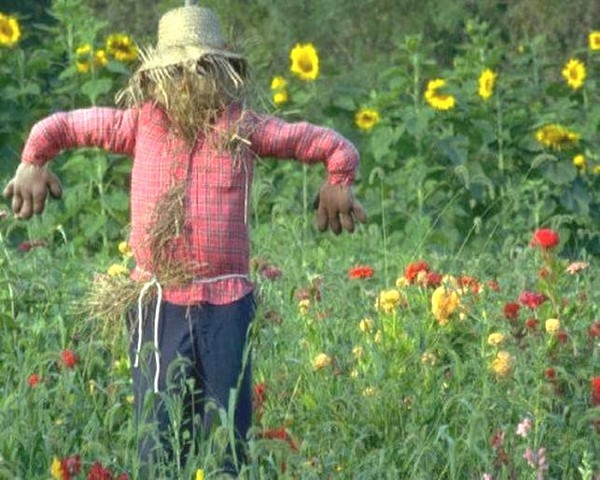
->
[134, 276, 163, 393]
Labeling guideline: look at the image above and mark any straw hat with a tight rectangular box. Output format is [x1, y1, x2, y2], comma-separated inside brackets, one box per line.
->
[137, 5, 244, 73]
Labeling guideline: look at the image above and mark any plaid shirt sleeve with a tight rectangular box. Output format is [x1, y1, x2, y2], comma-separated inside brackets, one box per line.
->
[22, 107, 138, 165]
[248, 113, 359, 185]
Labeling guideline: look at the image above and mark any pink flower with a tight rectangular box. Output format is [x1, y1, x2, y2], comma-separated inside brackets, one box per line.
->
[516, 417, 533, 438]
[518, 291, 547, 309]
[566, 261, 589, 275]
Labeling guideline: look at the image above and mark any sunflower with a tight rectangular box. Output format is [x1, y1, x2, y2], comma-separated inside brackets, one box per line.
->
[478, 68, 497, 100]
[106, 33, 138, 63]
[535, 124, 580, 151]
[424, 78, 456, 111]
[561, 58, 586, 90]
[354, 108, 380, 131]
[0, 12, 21, 47]
[290, 43, 319, 81]
[75, 44, 93, 73]
[270, 75, 289, 105]
[589, 31, 600, 51]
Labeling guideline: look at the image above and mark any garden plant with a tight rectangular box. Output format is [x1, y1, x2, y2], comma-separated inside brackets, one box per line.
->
[0, 0, 599, 479]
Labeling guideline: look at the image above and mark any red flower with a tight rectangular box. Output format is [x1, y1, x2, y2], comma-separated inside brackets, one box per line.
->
[261, 427, 298, 450]
[588, 321, 600, 338]
[525, 318, 539, 331]
[88, 461, 113, 480]
[253, 383, 268, 420]
[348, 265, 375, 280]
[503, 302, 520, 320]
[518, 290, 547, 309]
[459, 275, 480, 294]
[591, 377, 600, 407]
[424, 271, 442, 288]
[544, 368, 556, 381]
[404, 260, 429, 284]
[17, 239, 46, 252]
[259, 265, 282, 280]
[60, 349, 78, 369]
[486, 280, 501, 292]
[63, 455, 82, 478]
[27, 373, 40, 387]
[556, 330, 568, 344]
[530, 228, 560, 249]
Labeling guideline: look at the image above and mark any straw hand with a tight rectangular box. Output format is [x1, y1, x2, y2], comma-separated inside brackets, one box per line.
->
[2, 163, 63, 219]
[314, 183, 367, 235]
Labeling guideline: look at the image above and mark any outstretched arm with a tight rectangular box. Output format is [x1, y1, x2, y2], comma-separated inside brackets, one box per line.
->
[3, 107, 138, 219]
[249, 114, 367, 234]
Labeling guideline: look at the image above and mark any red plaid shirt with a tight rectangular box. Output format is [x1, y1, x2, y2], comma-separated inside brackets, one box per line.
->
[22, 102, 358, 305]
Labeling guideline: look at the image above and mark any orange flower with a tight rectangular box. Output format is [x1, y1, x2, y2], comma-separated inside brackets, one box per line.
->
[404, 260, 429, 283]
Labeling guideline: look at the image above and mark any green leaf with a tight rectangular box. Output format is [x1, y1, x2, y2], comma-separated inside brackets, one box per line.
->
[81, 78, 113, 104]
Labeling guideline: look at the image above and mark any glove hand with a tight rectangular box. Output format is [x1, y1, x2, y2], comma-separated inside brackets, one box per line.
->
[315, 183, 367, 235]
[2, 163, 62, 219]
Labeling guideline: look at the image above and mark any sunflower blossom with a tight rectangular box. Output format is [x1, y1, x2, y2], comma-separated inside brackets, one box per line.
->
[0, 12, 21, 47]
[354, 108, 380, 131]
[106, 33, 138, 62]
[75, 43, 93, 73]
[589, 31, 600, 51]
[270, 75, 289, 105]
[535, 124, 580, 151]
[290, 43, 319, 81]
[478, 68, 497, 100]
[561, 58, 586, 90]
[424, 78, 456, 111]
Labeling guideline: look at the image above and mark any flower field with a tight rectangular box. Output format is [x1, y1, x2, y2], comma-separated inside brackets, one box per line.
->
[1, 1, 600, 479]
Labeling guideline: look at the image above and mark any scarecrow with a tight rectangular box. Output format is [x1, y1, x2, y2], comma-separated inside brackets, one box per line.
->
[3, 0, 366, 475]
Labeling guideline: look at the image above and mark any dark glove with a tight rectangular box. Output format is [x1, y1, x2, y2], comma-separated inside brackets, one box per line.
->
[314, 183, 367, 235]
[2, 163, 63, 219]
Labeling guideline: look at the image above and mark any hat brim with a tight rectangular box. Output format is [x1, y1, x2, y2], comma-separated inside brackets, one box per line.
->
[136, 44, 244, 73]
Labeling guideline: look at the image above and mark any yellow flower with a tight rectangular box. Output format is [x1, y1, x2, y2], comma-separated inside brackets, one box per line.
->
[50, 457, 64, 480]
[312, 353, 332, 369]
[589, 31, 600, 51]
[106, 33, 138, 62]
[375, 289, 402, 314]
[75, 43, 93, 74]
[421, 351, 437, 366]
[107, 263, 129, 277]
[395, 276, 409, 288]
[431, 286, 461, 324]
[298, 299, 310, 316]
[0, 13, 21, 47]
[535, 124, 580, 151]
[562, 58, 586, 90]
[354, 108, 380, 131]
[352, 345, 364, 359]
[487, 332, 506, 346]
[118, 240, 132, 256]
[573, 154, 586, 171]
[362, 386, 379, 397]
[424, 78, 456, 111]
[195, 469, 205, 480]
[491, 350, 515, 378]
[545, 318, 560, 334]
[273, 90, 288, 105]
[478, 68, 497, 100]
[270, 75, 287, 90]
[94, 49, 108, 68]
[359, 317, 374, 333]
[290, 43, 319, 81]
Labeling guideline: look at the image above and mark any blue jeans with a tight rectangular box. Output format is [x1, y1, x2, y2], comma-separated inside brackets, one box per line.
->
[129, 292, 255, 475]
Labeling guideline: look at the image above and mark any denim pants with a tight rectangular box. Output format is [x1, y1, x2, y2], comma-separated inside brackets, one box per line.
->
[128, 292, 255, 475]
